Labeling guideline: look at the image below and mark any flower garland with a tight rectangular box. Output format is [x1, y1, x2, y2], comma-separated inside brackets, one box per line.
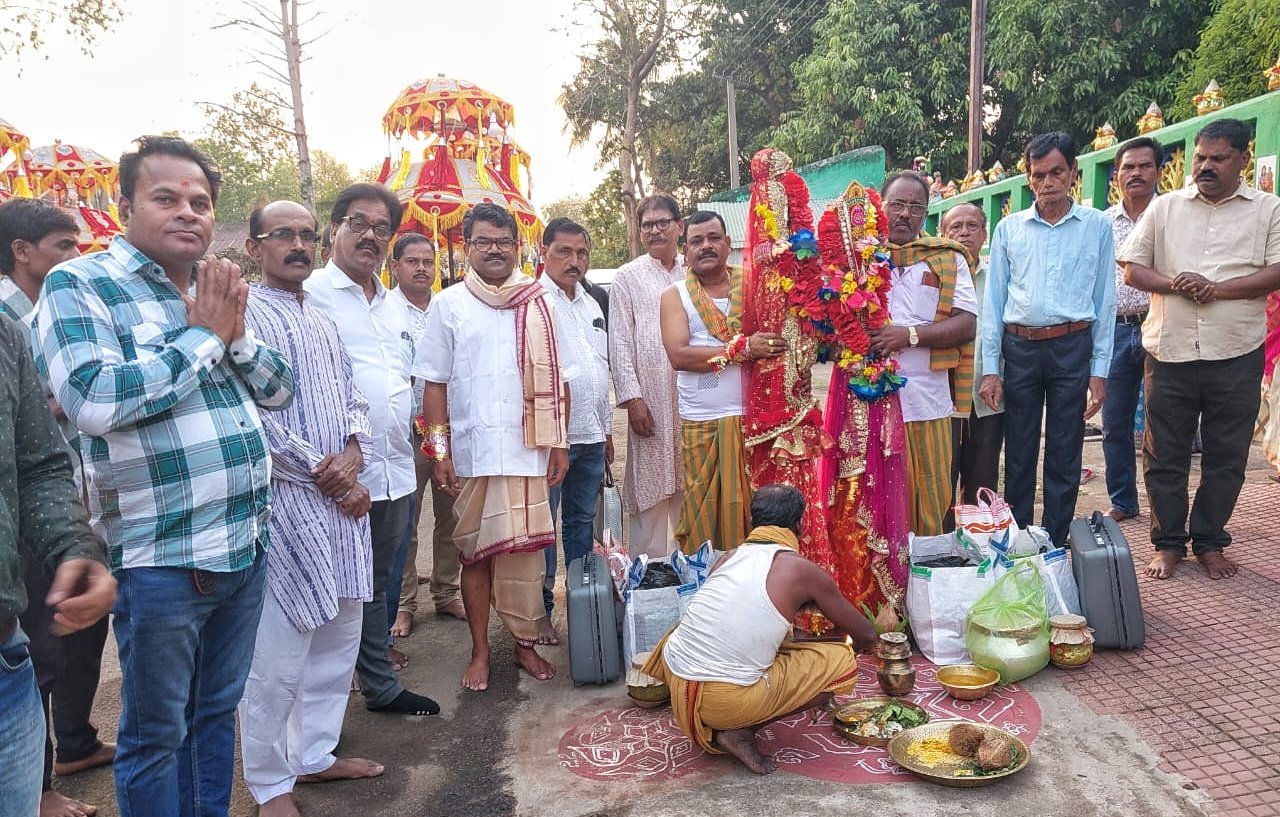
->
[765, 184, 905, 402]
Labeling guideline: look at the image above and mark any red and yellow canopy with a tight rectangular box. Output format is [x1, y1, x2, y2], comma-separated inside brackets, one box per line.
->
[382, 75, 516, 140]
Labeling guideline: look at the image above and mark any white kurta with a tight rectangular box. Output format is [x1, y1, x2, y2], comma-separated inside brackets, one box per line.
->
[609, 253, 684, 515]
[890, 255, 978, 423]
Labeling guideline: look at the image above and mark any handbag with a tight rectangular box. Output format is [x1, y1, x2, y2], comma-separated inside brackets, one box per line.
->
[594, 465, 624, 547]
[954, 487, 1016, 557]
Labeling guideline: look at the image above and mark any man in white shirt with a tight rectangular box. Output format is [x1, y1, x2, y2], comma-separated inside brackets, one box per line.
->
[536, 218, 613, 645]
[420, 203, 571, 692]
[870, 172, 978, 536]
[303, 183, 439, 715]
[387, 235, 466, 653]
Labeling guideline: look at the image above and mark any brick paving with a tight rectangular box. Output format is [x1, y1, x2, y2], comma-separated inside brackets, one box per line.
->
[1056, 479, 1280, 817]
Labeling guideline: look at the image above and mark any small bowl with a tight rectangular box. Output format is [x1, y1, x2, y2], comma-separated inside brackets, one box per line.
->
[627, 682, 670, 706]
[936, 665, 999, 701]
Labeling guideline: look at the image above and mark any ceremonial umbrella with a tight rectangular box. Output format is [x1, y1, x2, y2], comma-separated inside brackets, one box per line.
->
[68, 205, 122, 252]
[381, 75, 516, 140]
[2, 141, 118, 205]
[0, 117, 29, 166]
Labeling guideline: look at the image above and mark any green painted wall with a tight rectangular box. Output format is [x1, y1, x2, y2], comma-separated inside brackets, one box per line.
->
[709, 145, 887, 202]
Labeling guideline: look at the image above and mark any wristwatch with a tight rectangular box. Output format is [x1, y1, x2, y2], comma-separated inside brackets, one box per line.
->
[907, 326, 920, 348]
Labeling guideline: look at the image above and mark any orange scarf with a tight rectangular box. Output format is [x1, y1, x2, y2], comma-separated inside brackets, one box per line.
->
[685, 266, 743, 342]
[464, 270, 567, 448]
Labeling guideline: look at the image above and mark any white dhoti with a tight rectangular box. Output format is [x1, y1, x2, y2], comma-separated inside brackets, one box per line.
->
[237, 590, 364, 804]
[626, 490, 682, 559]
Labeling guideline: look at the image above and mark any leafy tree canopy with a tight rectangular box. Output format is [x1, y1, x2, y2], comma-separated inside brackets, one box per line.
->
[1, 0, 121, 57]
[1173, 0, 1280, 119]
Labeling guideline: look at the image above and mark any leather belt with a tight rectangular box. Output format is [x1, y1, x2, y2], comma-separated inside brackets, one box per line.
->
[1005, 320, 1092, 341]
[0, 615, 16, 645]
[1116, 312, 1147, 326]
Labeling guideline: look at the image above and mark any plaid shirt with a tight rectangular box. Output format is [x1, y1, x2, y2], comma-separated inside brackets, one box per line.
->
[31, 237, 296, 572]
[0, 274, 34, 326]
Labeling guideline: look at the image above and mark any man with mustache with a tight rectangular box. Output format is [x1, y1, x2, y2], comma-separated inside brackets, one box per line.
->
[238, 201, 382, 817]
[32, 135, 295, 817]
[536, 218, 612, 644]
[420, 203, 571, 691]
[1, 198, 117, 817]
[387, 234, 467, 661]
[870, 172, 978, 536]
[610, 195, 685, 557]
[1120, 118, 1280, 580]
[980, 132, 1116, 547]
[660, 211, 784, 552]
[941, 201, 1004, 508]
[1101, 137, 1162, 524]
[304, 183, 440, 716]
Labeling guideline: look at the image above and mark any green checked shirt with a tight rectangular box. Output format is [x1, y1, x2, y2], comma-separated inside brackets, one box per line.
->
[31, 237, 296, 573]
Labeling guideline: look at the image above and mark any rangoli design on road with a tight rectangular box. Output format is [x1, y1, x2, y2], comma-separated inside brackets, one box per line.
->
[558, 655, 1041, 784]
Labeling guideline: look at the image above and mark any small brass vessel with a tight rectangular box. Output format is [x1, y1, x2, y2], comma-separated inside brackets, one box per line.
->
[875, 631, 916, 696]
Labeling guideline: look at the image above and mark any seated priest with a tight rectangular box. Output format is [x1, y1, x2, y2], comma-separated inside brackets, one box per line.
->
[641, 485, 879, 774]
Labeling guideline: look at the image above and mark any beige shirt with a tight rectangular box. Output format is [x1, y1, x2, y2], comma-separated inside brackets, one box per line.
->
[1118, 180, 1280, 363]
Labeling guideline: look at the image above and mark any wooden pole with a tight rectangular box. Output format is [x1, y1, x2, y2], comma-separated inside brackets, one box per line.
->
[967, 0, 988, 173]
[726, 77, 740, 189]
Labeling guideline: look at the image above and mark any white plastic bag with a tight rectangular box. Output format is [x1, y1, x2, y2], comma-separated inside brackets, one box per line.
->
[906, 533, 993, 665]
[954, 487, 1016, 555]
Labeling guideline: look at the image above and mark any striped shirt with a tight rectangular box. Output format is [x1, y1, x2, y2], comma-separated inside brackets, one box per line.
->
[246, 285, 374, 631]
[31, 237, 295, 572]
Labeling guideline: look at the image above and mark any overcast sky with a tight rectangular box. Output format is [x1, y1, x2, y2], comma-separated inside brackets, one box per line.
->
[3, 0, 605, 206]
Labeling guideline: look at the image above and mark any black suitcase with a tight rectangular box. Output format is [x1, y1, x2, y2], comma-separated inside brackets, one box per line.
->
[566, 552, 623, 685]
[1067, 512, 1146, 649]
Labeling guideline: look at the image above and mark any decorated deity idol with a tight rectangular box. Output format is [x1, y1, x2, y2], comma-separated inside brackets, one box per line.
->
[741, 148, 837, 584]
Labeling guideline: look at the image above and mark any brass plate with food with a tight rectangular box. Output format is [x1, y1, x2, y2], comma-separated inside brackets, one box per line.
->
[832, 697, 929, 747]
[887, 720, 1031, 788]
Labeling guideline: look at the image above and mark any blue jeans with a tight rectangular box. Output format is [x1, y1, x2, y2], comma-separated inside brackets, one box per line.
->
[112, 554, 267, 817]
[544, 441, 607, 614]
[1103, 321, 1146, 516]
[386, 492, 417, 641]
[0, 625, 44, 817]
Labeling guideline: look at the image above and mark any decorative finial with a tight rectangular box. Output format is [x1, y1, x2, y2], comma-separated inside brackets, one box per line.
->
[986, 160, 1006, 183]
[1266, 55, 1280, 92]
[1194, 79, 1224, 116]
[1136, 101, 1164, 135]
[1092, 122, 1117, 152]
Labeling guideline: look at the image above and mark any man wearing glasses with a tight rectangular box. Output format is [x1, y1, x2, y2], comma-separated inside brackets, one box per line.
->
[869, 172, 978, 537]
[304, 184, 440, 716]
[239, 201, 384, 816]
[610, 195, 686, 558]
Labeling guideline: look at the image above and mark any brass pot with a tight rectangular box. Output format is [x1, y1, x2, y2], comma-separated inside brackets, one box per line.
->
[876, 632, 916, 696]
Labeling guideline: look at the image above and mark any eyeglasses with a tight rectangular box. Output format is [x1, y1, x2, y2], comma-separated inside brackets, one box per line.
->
[340, 216, 395, 241]
[639, 217, 676, 233]
[468, 237, 517, 252]
[884, 201, 929, 217]
[254, 227, 321, 244]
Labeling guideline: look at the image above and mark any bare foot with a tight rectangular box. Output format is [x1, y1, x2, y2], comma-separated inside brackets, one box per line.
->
[296, 757, 384, 784]
[1145, 551, 1183, 579]
[53, 742, 115, 776]
[40, 790, 97, 817]
[391, 611, 413, 638]
[436, 599, 467, 621]
[462, 649, 490, 691]
[257, 792, 302, 817]
[1197, 550, 1238, 579]
[513, 643, 556, 681]
[389, 646, 409, 672]
[535, 617, 560, 646]
[714, 728, 777, 774]
[350, 671, 360, 693]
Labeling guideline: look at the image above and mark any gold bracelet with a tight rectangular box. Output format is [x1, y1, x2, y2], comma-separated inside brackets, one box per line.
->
[424, 423, 450, 462]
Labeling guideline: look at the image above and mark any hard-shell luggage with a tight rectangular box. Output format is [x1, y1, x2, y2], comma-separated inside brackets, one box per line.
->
[567, 552, 623, 685]
[1066, 511, 1146, 649]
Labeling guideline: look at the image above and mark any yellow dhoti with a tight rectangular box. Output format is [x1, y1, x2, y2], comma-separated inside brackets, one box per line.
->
[675, 416, 752, 554]
[454, 475, 555, 646]
[904, 417, 954, 536]
[642, 634, 858, 754]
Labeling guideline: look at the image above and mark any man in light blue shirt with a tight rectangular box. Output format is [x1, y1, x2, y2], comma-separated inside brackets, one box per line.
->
[979, 132, 1116, 545]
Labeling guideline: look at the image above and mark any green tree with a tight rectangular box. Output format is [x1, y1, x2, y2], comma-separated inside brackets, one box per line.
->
[1173, 0, 1280, 119]
[580, 171, 630, 268]
[1, 0, 121, 57]
[197, 84, 296, 222]
[772, 0, 972, 173]
[266, 149, 356, 217]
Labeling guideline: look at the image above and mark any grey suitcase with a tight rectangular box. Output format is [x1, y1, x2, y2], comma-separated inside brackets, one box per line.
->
[1067, 511, 1146, 649]
[567, 552, 623, 685]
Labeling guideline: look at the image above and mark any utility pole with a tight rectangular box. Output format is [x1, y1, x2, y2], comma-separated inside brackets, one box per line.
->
[725, 76, 740, 189]
[967, 0, 988, 173]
